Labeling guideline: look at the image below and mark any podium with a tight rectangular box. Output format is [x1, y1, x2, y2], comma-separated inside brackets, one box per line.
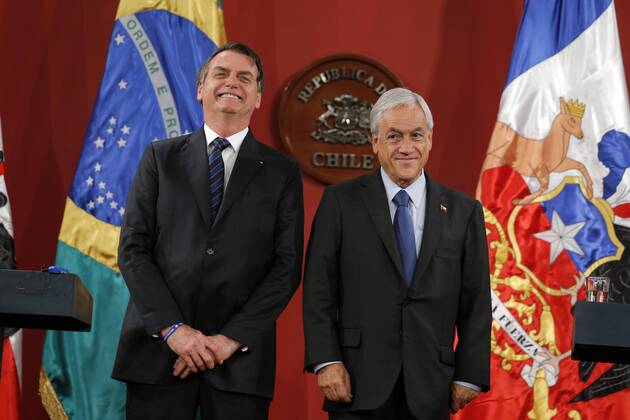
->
[0, 269, 93, 331]
[0, 269, 93, 374]
[572, 301, 630, 364]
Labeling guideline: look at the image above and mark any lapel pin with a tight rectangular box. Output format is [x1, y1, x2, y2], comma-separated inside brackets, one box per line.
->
[259, 160, 264, 165]
[440, 204, 448, 213]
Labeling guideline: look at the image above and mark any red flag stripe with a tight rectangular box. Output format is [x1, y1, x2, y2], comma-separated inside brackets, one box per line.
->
[0, 338, 20, 420]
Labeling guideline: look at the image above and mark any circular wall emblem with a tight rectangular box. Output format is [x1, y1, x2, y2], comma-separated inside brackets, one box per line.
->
[278, 54, 404, 184]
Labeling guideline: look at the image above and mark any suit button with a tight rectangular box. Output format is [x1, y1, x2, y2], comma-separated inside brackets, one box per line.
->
[206, 248, 215, 255]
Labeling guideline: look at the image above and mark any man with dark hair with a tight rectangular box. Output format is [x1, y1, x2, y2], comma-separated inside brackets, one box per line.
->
[113, 42, 303, 420]
[303, 87, 490, 419]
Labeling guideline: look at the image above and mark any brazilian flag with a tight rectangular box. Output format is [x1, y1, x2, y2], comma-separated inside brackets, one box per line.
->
[40, 1, 226, 418]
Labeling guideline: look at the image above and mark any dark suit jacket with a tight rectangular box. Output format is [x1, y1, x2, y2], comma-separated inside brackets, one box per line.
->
[112, 128, 303, 399]
[303, 170, 490, 419]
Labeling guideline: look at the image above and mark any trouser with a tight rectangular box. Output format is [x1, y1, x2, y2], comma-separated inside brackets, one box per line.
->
[126, 378, 270, 420]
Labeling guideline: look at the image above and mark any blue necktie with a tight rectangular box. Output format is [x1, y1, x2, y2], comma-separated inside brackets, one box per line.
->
[393, 190, 416, 288]
[208, 137, 230, 225]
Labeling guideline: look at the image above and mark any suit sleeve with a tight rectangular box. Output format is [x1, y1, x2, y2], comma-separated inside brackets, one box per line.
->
[220, 160, 304, 347]
[302, 187, 343, 372]
[454, 200, 491, 390]
[118, 143, 183, 336]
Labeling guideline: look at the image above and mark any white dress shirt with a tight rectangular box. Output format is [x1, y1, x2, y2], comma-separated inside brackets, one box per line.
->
[203, 124, 248, 189]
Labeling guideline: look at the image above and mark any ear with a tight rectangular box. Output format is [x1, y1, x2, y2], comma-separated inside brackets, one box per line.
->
[371, 134, 379, 154]
[255, 91, 262, 109]
[196, 83, 203, 102]
[426, 130, 433, 150]
[560, 97, 568, 115]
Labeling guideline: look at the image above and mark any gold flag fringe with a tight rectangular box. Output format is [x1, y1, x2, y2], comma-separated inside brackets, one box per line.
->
[39, 369, 69, 420]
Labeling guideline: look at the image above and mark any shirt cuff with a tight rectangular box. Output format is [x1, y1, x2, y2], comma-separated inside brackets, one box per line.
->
[453, 381, 481, 392]
[314, 361, 342, 374]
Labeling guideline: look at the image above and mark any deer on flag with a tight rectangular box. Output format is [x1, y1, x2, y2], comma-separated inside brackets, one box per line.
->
[477, 97, 590, 205]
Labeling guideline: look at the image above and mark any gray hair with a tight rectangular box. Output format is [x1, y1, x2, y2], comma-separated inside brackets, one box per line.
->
[370, 87, 434, 134]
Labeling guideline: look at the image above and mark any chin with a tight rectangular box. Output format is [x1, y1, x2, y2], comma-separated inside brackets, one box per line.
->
[217, 107, 240, 114]
[398, 168, 419, 178]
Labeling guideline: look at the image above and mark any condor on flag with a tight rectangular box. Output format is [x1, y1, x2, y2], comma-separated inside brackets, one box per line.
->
[39, 1, 226, 418]
[466, 1, 630, 419]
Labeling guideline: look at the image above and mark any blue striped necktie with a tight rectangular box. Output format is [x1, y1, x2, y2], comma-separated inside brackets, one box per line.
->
[208, 137, 230, 225]
[393, 190, 416, 288]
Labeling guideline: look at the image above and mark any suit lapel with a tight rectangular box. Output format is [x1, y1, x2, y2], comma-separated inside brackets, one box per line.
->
[181, 129, 213, 230]
[412, 174, 444, 292]
[360, 170, 405, 281]
[214, 130, 263, 225]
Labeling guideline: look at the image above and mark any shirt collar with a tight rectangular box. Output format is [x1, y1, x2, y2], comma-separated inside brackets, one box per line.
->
[380, 168, 426, 209]
[203, 124, 249, 154]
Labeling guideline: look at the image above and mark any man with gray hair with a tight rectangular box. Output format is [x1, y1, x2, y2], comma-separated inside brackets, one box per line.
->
[303, 87, 491, 419]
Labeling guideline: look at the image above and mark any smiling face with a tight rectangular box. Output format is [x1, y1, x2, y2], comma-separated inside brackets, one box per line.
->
[372, 104, 432, 188]
[196, 50, 262, 125]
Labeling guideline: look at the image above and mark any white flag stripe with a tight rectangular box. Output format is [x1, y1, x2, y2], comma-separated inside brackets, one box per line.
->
[0, 119, 12, 237]
[8, 330, 22, 393]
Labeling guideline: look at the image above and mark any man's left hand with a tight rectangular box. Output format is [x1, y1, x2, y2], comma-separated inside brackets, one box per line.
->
[205, 334, 241, 364]
[172, 334, 241, 379]
[450, 383, 479, 414]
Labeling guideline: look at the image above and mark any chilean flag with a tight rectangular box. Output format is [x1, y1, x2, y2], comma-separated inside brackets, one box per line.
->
[0, 118, 20, 419]
[460, 1, 630, 418]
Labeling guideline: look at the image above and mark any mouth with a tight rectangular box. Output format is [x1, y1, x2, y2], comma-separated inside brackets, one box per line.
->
[217, 92, 242, 101]
[395, 156, 419, 162]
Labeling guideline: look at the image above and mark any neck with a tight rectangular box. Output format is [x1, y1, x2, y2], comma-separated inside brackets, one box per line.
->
[205, 114, 250, 138]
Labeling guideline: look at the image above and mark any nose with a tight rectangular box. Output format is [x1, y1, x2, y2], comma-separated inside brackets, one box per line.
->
[398, 136, 415, 152]
[225, 72, 239, 87]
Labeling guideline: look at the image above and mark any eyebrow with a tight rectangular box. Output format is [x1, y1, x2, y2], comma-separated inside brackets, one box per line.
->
[212, 66, 255, 78]
[386, 127, 425, 134]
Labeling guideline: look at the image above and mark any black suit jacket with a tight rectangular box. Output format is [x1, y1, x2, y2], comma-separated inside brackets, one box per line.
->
[303, 170, 490, 419]
[112, 128, 303, 399]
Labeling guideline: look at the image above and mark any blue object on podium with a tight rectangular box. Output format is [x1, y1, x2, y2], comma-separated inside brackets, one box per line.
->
[572, 301, 630, 364]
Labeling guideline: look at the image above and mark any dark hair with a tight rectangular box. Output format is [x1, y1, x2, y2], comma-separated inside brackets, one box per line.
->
[195, 42, 264, 92]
